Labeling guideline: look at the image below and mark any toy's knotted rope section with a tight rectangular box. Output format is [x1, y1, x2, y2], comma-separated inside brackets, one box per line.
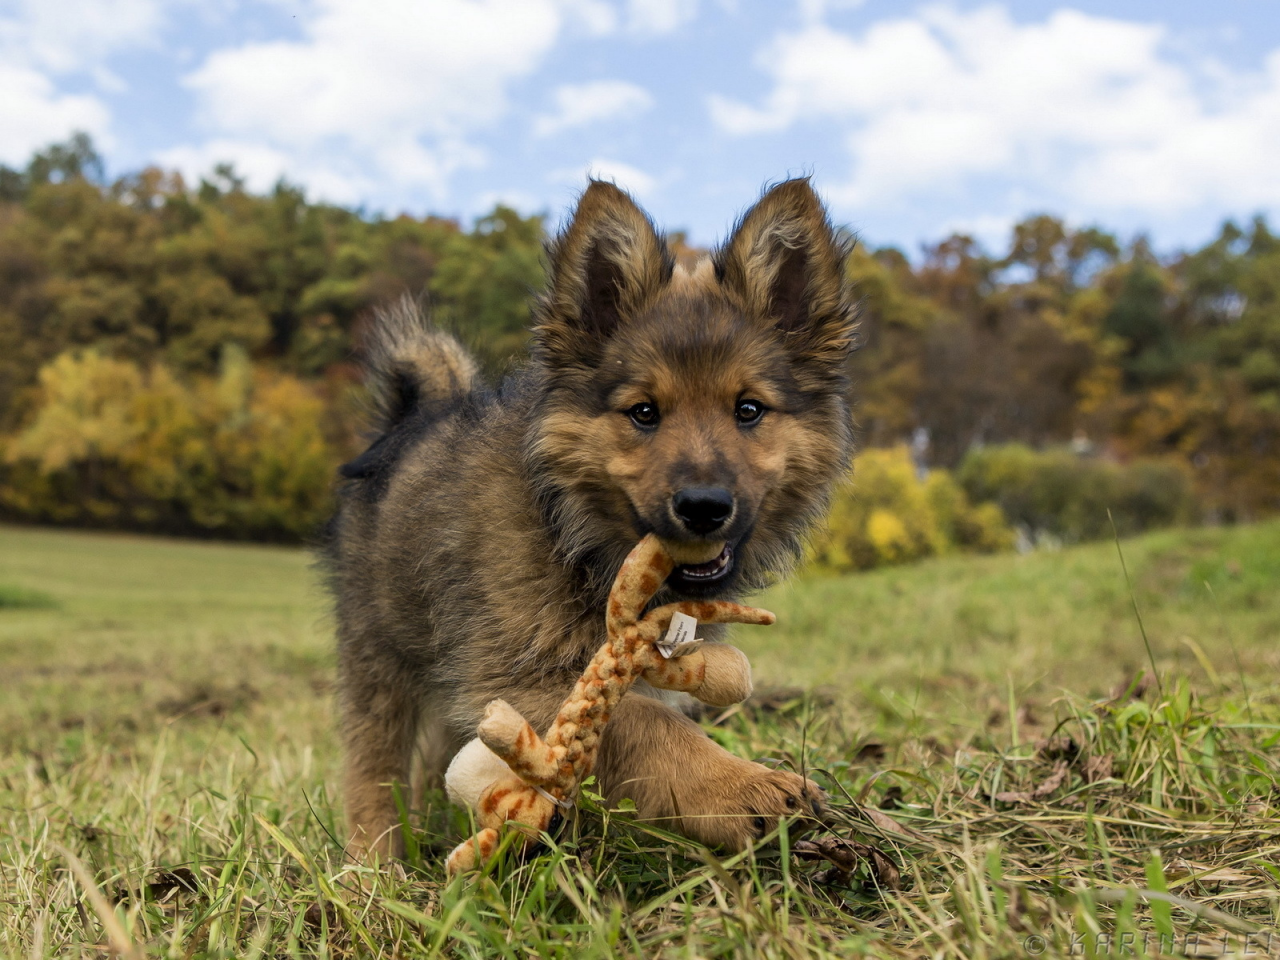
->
[444, 534, 774, 874]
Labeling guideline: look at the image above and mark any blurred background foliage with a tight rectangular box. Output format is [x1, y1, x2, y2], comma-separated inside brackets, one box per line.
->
[807, 446, 1014, 573]
[1, 135, 1277, 559]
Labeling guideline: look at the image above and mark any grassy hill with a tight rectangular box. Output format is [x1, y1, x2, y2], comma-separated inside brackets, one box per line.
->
[1, 522, 1277, 957]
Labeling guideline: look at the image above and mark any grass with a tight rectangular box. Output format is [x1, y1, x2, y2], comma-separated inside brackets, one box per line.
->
[0, 583, 57, 610]
[1, 521, 1278, 957]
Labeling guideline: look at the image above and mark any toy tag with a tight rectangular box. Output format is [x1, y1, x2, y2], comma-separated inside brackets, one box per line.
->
[533, 784, 574, 811]
[657, 612, 702, 659]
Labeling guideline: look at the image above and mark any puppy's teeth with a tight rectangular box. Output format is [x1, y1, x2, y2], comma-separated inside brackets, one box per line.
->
[676, 545, 732, 580]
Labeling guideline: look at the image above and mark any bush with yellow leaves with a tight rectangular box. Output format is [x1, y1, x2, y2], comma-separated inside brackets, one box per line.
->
[0, 347, 342, 539]
[808, 446, 1014, 573]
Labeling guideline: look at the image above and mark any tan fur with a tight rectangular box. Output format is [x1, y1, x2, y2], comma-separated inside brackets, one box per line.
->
[326, 178, 857, 867]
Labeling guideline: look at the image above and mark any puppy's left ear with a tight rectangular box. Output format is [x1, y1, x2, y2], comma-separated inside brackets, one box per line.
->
[715, 178, 857, 366]
[534, 180, 673, 371]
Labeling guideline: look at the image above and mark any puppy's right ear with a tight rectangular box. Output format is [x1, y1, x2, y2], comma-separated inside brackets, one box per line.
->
[533, 180, 673, 370]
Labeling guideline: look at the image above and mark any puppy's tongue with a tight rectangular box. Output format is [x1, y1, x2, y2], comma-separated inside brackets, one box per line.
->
[660, 539, 727, 565]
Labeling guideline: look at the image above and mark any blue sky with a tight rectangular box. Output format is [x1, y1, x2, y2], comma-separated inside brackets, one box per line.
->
[3, 0, 1278, 255]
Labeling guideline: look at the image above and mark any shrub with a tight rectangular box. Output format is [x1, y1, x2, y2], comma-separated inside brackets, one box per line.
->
[0, 348, 343, 539]
[956, 443, 1196, 543]
[808, 446, 1014, 573]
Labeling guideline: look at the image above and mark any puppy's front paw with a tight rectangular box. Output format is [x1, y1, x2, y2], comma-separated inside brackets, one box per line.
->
[677, 760, 826, 850]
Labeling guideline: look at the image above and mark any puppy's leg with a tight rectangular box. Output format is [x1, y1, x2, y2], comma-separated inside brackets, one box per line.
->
[595, 694, 823, 849]
[339, 660, 420, 865]
[411, 707, 459, 811]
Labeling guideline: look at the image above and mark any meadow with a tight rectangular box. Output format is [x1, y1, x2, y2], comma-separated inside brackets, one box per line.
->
[1, 521, 1277, 957]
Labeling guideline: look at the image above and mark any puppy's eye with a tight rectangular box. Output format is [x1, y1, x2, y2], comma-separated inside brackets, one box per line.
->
[627, 401, 660, 428]
[735, 399, 765, 424]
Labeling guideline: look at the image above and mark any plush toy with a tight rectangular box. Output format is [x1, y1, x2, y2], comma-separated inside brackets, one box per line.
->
[443, 533, 775, 875]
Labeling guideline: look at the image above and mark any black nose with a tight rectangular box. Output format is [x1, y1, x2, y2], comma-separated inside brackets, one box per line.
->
[672, 487, 734, 535]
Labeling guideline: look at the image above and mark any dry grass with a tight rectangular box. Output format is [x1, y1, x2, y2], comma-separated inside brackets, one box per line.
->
[1, 521, 1278, 957]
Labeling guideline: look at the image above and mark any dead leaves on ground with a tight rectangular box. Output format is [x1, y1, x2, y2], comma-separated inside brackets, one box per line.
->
[112, 867, 201, 906]
[795, 836, 902, 891]
[792, 800, 921, 894]
[992, 759, 1070, 804]
[158, 680, 259, 720]
[992, 736, 1116, 806]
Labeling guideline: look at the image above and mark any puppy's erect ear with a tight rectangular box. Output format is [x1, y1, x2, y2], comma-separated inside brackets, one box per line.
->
[534, 180, 673, 368]
[715, 178, 857, 365]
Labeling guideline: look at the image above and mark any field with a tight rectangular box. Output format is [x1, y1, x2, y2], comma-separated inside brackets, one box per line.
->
[1, 521, 1278, 958]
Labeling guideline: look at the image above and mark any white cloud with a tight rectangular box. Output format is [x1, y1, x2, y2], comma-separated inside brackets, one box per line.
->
[933, 212, 1016, 252]
[562, 0, 620, 35]
[710, 5, 1280, 223]
[186, 0, 564, 144]
[156, 139, 295, 192]
[172, 0, 703, 205]
[0, 0, 166, 74]
[158, 134, 492, 206]
[625, 0, 699, 34]
[0, 0, 167, 165]
[795, 0, 865, 25]
[533, 80, 654, 137]
[174, 0, 581, 203]
[0, 63, 111, 166]
[584, 158, 658, 196]
[554, 0, 701, 36]
[469, 187, 547, 217]
[550, 158, 659, 198]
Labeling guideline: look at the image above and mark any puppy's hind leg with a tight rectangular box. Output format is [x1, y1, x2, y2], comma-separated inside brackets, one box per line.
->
[340, 660, 420, 866]
[410, 705, 460, 810]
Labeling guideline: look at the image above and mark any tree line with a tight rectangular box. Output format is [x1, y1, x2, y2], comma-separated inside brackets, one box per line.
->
[1, 135, 1275, 545]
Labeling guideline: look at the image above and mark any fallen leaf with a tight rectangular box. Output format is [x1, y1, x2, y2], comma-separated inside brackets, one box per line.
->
[994, 790, 1033, 803]
[866, 847, 902, 891]
[994, 760, 1069, 804]
[794, 836, 902, 891]
[795, 837, 860, 873]
[1035, 737, 1079, 763]
[858, 804, 921, 839]
[304, 901, 339, 930]
[113, 867, 200, 905]
[853, 741, 886, 764]
[1082, 753, 1113, 783]
[1032, 760, 1069, 798]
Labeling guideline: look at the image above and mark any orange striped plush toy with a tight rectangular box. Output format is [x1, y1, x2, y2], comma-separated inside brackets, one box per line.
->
[443, 533, 775, 875]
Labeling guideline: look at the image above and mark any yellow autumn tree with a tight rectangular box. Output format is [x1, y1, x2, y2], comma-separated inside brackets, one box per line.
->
[0, 348, 340, 538]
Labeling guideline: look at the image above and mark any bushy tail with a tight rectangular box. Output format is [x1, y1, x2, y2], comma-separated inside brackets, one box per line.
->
[363, 296, 480, 431]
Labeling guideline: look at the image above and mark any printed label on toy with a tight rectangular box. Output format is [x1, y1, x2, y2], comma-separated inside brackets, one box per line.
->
[657, 612, 701, 659]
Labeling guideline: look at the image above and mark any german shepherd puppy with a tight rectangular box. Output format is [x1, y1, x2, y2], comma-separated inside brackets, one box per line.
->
[327, 178, 857, 863]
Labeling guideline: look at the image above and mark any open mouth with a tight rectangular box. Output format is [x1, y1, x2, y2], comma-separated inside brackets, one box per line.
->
[672, 544, 734, 586]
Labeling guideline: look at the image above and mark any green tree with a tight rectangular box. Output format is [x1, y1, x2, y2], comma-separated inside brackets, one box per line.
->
[429, 205, 546, 373]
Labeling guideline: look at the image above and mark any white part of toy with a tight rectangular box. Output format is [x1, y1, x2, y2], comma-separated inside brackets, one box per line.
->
[444, 737, 513, 811]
